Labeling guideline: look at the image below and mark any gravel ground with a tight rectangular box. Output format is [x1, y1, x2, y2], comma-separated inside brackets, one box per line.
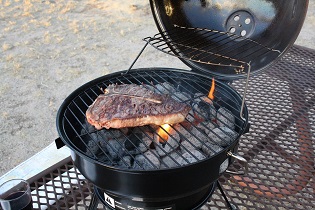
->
[0, 0, 314, 177]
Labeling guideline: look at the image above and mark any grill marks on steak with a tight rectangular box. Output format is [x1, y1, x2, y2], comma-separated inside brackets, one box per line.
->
[86, 84, 191, 129]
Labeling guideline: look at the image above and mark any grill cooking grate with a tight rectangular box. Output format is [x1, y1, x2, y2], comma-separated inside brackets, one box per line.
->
[62, 69, 246, 171]
[143, 25, 281, 74]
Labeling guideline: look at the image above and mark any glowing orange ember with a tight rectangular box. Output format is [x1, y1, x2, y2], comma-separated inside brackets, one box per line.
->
[208, 78, 215, 100]
[158, 124, 171, 143]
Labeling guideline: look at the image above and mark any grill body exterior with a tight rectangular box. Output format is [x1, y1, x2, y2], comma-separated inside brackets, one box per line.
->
[56, 68, 249, 209]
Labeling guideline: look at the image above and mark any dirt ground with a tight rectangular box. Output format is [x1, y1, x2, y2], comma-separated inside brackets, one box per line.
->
[0, 0, 314, 176]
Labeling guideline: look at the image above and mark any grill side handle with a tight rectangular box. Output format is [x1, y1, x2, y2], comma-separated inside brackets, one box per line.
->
[225, 151, 248, 175]
[55, 137, 66, 149]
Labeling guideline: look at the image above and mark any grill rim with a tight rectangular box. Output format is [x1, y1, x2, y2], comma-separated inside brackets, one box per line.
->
[55, 67, 249, 205]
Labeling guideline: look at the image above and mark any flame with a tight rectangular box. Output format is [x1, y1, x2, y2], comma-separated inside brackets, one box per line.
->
[207, 78, 215, 100]
[165, 0, 174, 16]
[158, 124, 171, 143]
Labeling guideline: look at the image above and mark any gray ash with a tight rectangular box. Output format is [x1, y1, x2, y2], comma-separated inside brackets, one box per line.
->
[208, 127, 237, 147]
[105, 138, 126, 160]
[178, 150, 206, 166]
[193, 100, 216, 121]
[217, 107, 235, 129]
[160, 151, 183, 168]
[155, 82, 176, 95]
[196, 120, 217, 135]
[202, 142, 223, 157]
[154, 125, 181, 157]
[118, 156, 132, 169]
[133, 150, 160, 170]
[172, 91, 191, 102]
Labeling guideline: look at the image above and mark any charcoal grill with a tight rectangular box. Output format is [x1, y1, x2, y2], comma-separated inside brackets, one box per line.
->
[55, 0, 308, 209]
[56, 68, 249, 209]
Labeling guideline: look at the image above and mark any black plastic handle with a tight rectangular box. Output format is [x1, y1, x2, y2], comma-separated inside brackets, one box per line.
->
[55, 137, 65, 149]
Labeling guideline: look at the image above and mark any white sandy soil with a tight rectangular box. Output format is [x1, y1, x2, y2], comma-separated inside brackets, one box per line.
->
[0, 0, 314, 176]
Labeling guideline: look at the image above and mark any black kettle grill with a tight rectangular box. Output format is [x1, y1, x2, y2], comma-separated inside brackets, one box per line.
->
[148, 0, 307, 79]
[55, 0, 308, 209]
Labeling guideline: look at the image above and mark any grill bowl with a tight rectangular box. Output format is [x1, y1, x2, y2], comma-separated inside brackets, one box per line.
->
[56, 68, 249, 209]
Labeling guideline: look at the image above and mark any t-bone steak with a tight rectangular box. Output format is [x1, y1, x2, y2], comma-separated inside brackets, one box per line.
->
[86, 84, 191, 129]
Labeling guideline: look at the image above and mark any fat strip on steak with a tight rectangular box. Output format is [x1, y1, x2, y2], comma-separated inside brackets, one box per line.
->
[86, 84, 191, 129]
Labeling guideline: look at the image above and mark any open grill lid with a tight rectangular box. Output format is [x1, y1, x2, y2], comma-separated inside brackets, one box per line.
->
[148, 0, 308, 79]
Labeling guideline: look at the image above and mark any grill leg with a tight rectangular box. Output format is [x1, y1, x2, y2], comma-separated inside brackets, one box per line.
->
[217, 181, 238, 210]
[88, 192, 99, 210]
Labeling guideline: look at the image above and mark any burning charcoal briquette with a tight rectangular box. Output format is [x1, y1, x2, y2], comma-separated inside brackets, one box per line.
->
[118, 156, 132, 169]
[136, 135, 152, 154]
[143, 84, 156, 92]
[81, 119, 96, 134]
[180, 127, 207, 151]
[186, 109, 195, 123]
[155, 131, 180, 156]
[202, 142, 223, 156]
[86, 135, 100, 156]
[127, 132, 154, 155]
[160, 152, 184, 169]
[178, 150, 206, 166]
[193, 93, 214, 106]
[193, 93, 206, 103]
[141, 132, 154, 148]
[149, 124, 160, 131]
[155, 82, 176, 94]
[133, 150, 160, 170]
[98, 139, 109, 150]
[83, 128, 129, 157]
[81, 126, 103, 156]
[191, 126, 210, 143]
[196, 120, 217, 135]
[193, 99, 216, 121]
[108, 128, 129, 139]
[124, 132, 142, 150]
[208, 127, 237, 147]
[171, 91, 190, 102]
[217, 107, 235, 130]
[106, 138, 125, 159]
[133, 125, 155, 133]
[86, 128, 128, 153]
[181, 140, 199, 152]
[97, 155, 111, 164]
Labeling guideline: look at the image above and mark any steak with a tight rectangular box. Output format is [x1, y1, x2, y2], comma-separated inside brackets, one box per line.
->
[86, 84, 191, 129]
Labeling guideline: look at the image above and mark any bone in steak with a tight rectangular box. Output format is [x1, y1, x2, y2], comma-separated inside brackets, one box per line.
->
[86, 84, 191, 129]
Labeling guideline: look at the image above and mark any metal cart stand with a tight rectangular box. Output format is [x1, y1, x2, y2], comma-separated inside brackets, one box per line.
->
[26, 45, 315, 209]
